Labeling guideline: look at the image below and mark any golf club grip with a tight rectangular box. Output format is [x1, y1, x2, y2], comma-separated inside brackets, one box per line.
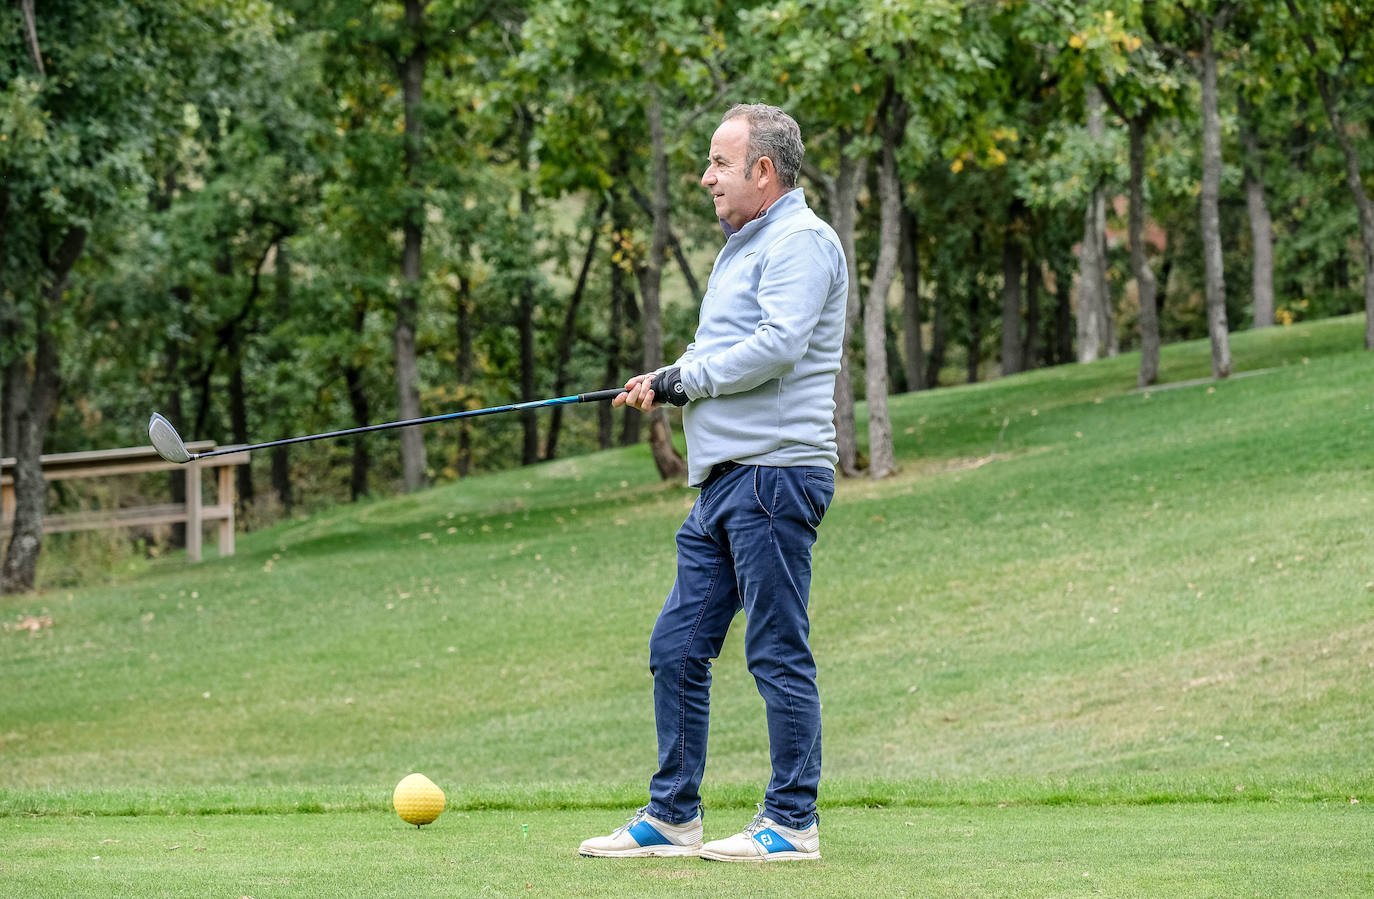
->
[578, 388, 629, 403]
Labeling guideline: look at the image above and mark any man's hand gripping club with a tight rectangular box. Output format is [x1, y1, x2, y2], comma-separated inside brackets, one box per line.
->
[612, 367, 689, 412]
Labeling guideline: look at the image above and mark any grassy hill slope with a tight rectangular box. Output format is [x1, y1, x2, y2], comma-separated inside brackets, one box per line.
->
[2, 315, 1371, 816]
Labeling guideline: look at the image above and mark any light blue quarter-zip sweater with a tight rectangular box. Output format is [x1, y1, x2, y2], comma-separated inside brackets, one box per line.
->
[672, 188, 849, 487]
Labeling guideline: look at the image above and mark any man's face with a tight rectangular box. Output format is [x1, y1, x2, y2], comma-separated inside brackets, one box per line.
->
[701, 117, 766, 231]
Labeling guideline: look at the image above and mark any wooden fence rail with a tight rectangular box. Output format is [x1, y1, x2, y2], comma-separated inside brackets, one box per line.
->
[1, 443, 249, 563]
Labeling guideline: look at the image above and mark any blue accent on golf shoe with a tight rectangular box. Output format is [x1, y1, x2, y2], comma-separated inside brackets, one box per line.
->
[627, 820, 672, 847]
[752, 828, 798, 854]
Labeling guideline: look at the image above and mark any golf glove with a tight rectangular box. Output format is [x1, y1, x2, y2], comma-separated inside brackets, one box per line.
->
[650, 367, 689, 406]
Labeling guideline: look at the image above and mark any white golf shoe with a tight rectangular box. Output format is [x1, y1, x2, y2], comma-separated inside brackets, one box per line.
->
[578, 807, 703, 858]
[699, 806, 820, 862]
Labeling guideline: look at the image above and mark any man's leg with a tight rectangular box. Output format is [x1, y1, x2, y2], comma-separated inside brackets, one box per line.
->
[646, 485, 741, 824]
[730, 466, 833, 829]
[579, 483, 740, 857]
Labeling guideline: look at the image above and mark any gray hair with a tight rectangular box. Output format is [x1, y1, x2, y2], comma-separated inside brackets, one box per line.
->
[723, 104, 804, 190]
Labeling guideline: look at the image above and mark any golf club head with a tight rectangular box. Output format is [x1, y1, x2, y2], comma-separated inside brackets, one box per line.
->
[148, 413, 192, 464]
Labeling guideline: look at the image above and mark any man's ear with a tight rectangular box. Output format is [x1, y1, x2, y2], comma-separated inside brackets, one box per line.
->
[754, 155, 776, 189]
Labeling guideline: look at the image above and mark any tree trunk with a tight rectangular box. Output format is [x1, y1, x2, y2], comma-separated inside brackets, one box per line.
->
[1130, 117, 1162, 387]
[0, 189, 9, 459]
[455, 273, 473, 477]
[603, 181, 632, 451]
[396, 0, 429, 490]
[967, 291, 981, 384]
[546, 201, 604, 461]
[270, 242, 292, 511]
[1284, 0, 1374, 349]
[620, 252, 643, 449]
[2, 227, 85, 594]
[898, 204, 925, 391]
[228, 327, 253, 508]
[0, 366, 14, 459]
[346, 300, 371, 501]
[863, 121, 901, 480]
[1240, 130, 1275, 328]
[830, 140, 867, 477]
[1076, 189, 1107, 364]
[1077, 88, 1109, 364]
[20, 0, 42, 74]
[1001, 203, 1025, 376]
[1, 396, 49, 594]
[968, 230, 983, 385]
[623, 283, 643, 448]
[602, 232, 624, 451]
[516, 269, 533, 472]
[1024, 255, 1042, 370]
[269, 437, 291, 511]
[1051, 257, 1074, 365]
[926, 286, 947, 388]
[223, 233, 279, 508]
[637, 87, 688, 480]
[1198, 22, 1232, 378]
[516, 108, 540, 468]
[0, 359, 14, 459]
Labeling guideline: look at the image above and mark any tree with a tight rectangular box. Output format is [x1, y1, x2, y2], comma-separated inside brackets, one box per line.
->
[1237, 91, 1276, 328]
[978, 2, 1083, 377]
[521, 0, 737, 480]
[1078, 87, 1115, 364]
[1170, 0, 1239, 379]
[306, 0, 510, 491]
[394, 0, 431, 489]
[1063, 5, 1180, 386]
[1281, 0, 1374, 350]
[743, 0, 971, 478]
[863, 83, 906, 478]
[1, 0, 286, 592]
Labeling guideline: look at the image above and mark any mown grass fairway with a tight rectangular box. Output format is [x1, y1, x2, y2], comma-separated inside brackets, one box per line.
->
[2, 315, 1371, 895]
[2, 805, 1369, 897]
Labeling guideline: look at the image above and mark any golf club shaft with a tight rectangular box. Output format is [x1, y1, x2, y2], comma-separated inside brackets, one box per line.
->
[188, 388, 627, 461]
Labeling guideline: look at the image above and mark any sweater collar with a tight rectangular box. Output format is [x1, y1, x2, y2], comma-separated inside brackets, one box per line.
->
[718, 187, 807, 237]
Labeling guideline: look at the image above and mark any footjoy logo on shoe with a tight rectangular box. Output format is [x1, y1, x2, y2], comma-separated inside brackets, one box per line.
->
[753, 830, 796, 853]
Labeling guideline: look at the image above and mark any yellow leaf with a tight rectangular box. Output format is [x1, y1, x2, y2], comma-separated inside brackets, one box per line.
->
[1069, 34, 1084, 49]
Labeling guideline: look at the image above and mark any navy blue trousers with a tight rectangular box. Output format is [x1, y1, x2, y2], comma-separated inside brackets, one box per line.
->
[647, 464, 834, 829]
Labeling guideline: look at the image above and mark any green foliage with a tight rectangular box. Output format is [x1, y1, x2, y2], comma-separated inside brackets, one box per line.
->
[2, 2, 181, 358]
[6, 0, 1374, 578]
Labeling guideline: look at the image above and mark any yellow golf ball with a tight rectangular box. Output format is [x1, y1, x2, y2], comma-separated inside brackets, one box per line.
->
[393, 773, 445, 827]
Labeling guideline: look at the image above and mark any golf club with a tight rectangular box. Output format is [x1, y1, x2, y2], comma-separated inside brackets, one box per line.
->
[148, 388, 629, 464]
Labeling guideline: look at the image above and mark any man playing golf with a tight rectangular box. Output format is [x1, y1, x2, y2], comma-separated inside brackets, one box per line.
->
[579, 104, 847, 862]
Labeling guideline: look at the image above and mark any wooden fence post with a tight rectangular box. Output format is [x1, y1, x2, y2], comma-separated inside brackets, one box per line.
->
[217, 465, 235, 557]
[186, 461, 203, 563]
